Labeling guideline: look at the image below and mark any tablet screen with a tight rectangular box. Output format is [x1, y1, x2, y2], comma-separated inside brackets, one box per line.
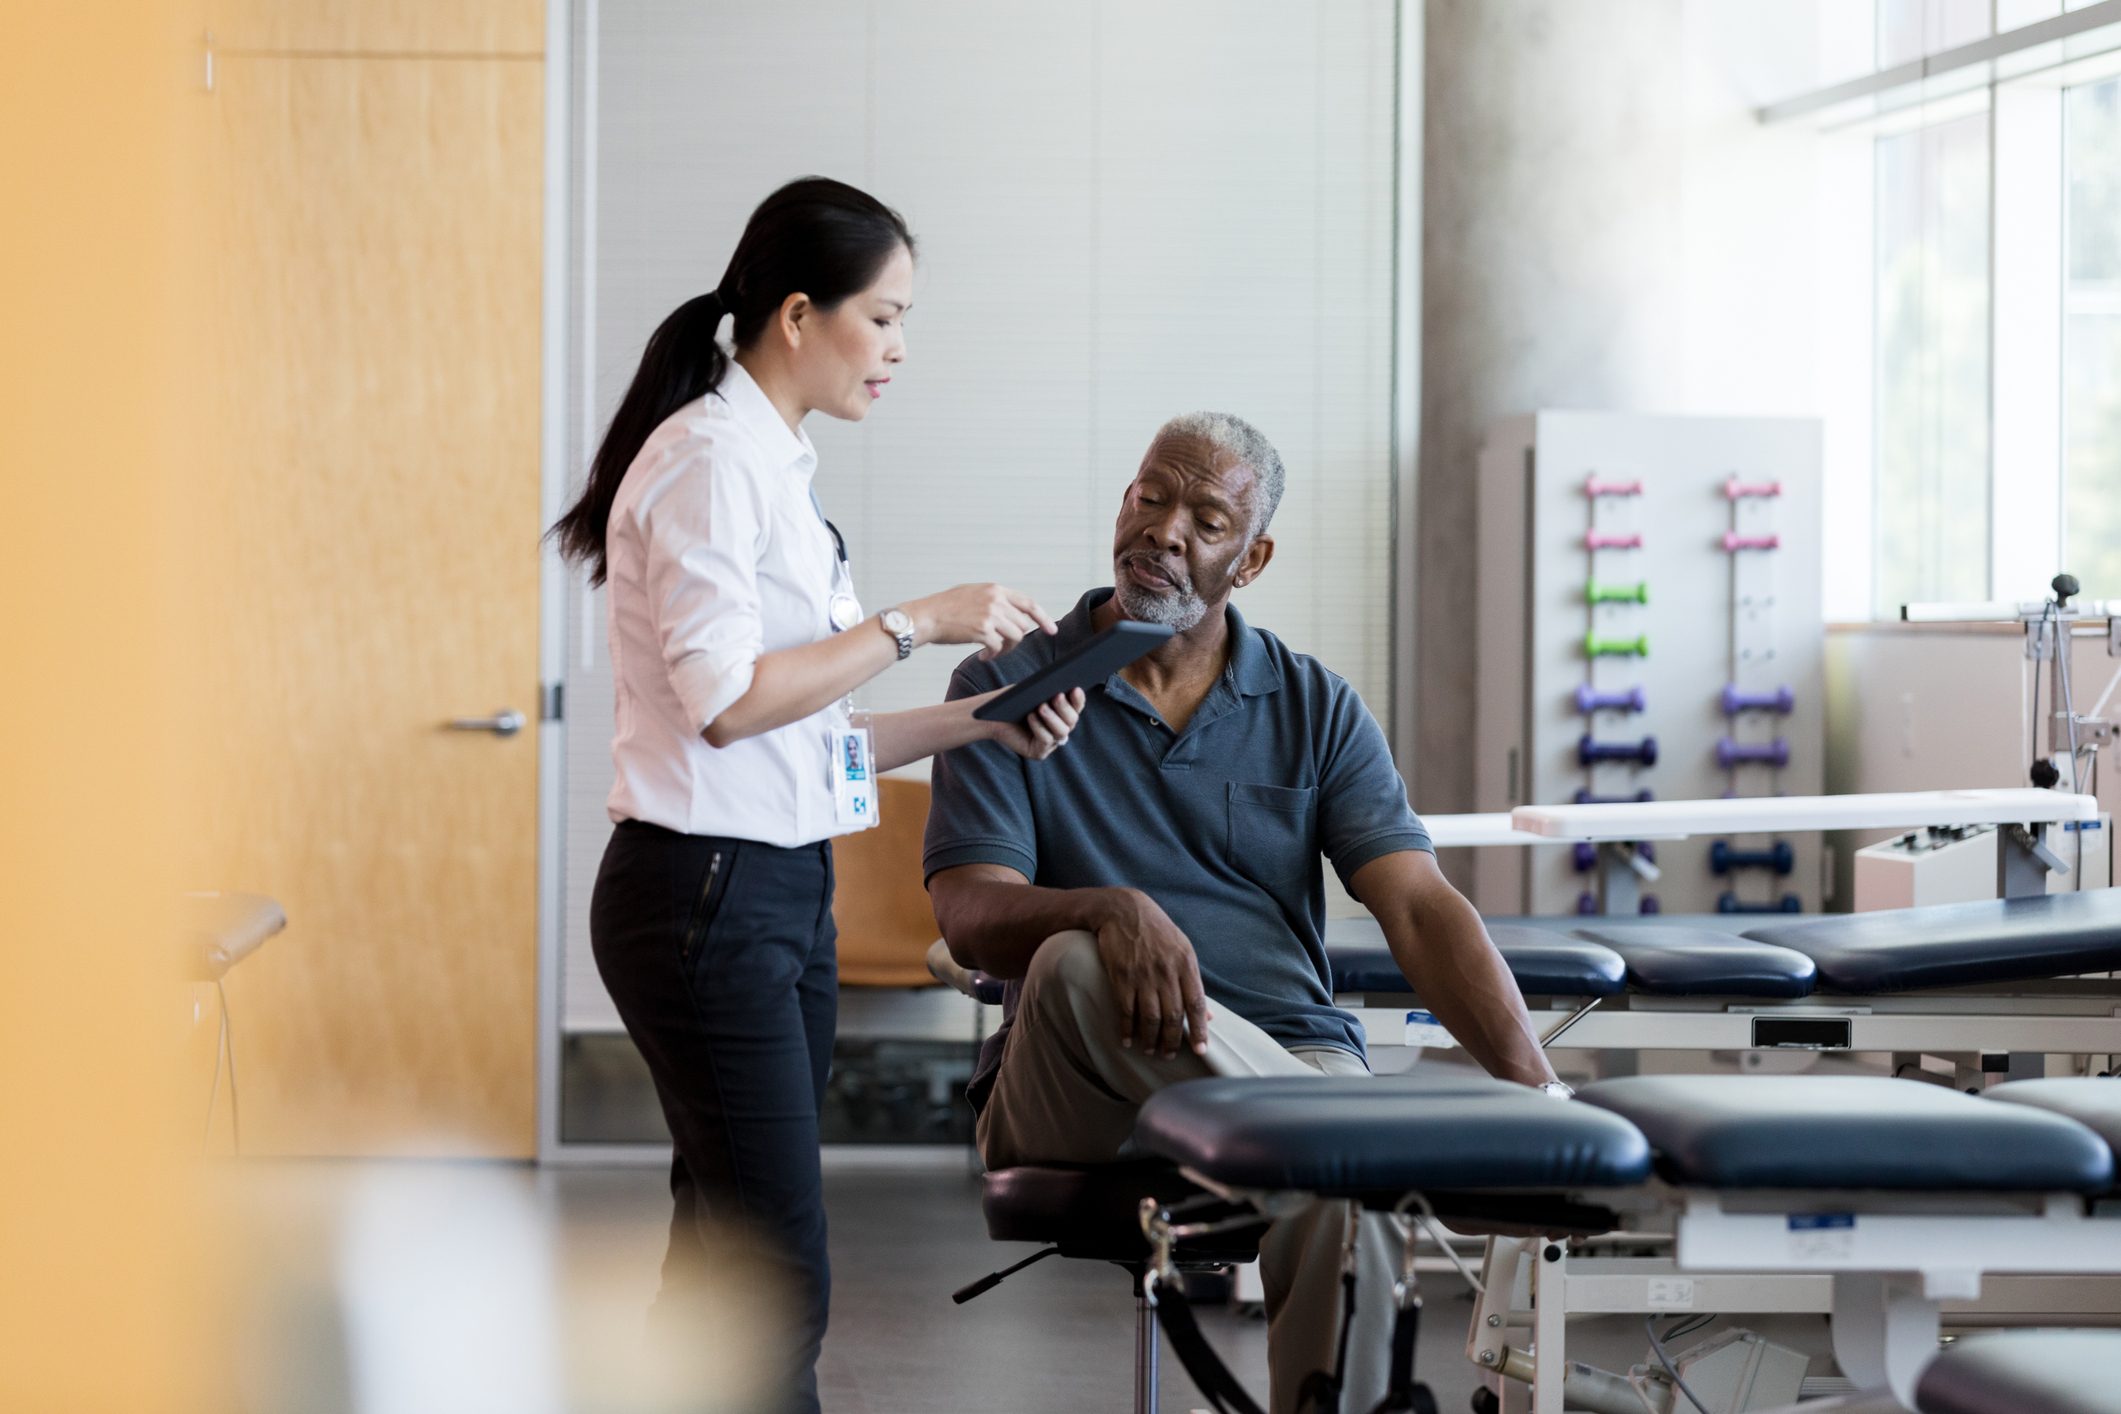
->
[970, 620, 1175, 722]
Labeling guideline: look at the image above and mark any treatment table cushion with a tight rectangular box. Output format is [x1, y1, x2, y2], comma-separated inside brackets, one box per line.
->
[1986, 1078, 2121, 1158]
[1744, 891, 2121, 993]
[1913, 1330, 2121, 1414]
[1579, 1076, 2116, 1192]
[1571, 924, 1817, 997]
[1134, 1072, 1653, 1193]
[1329, 923, 1628, 997]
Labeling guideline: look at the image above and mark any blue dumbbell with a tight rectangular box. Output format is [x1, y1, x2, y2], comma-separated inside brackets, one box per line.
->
[1574, 788, 1656, 806]
[1575, 891, 1599, 916]
[1722, 683, 1795, 716]
[1575, 683, 1647, 714]
[1718, 736, 1792, 769]
[1580, 733, 1658, 767]
[1709, 840, 1795, 876]
[1640, 896, 1661, 915]
[1716, 891, 1802, 914]
[1574, 840, 1657, 872]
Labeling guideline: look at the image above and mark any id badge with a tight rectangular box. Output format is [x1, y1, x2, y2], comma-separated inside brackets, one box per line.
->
[830, 723, 880, 830]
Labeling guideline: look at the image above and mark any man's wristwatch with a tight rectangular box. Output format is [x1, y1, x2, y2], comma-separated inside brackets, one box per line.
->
[1538, 1080, 1575, 1101]
[878, 607, 915, 661]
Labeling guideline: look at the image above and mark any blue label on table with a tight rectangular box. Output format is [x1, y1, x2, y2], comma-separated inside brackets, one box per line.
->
[1787, 1213, 1854, 1231]
[1406, 1010, 1440, 1027]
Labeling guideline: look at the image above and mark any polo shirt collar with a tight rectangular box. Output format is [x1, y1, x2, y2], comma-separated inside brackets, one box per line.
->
[715, 358, 817, 477]
[1071, 588, 1283, 698]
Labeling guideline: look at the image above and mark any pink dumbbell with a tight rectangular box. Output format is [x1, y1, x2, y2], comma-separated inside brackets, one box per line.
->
[1722, 531, 1780, 552]
[1724, 475, 1783, 500]
[1586, 529, 1643, 551]
[1585, 472, 1645, 498]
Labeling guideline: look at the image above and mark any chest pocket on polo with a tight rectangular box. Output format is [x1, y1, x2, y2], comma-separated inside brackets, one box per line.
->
[1226, 781, 1319, 890]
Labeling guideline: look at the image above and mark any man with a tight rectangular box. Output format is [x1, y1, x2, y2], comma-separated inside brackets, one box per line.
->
[923, 411, 1563, 1414]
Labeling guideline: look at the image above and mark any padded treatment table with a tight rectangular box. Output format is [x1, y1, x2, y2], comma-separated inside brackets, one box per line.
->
[1576, 1074, 2113, 1193]
[1914, 1330, 2121, 1414]
[1131, 1072, 2121, 1413]
[1134, 1071, 1651, 1202]
[1987, 1077, 2121, 1174]
[1326, 921, 1627, 999]
[1745, 890, 2121, 993]
[1331, 892, 2121, 1068]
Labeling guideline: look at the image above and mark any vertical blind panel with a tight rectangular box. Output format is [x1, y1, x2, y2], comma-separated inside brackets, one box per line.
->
[566, 0, 1396, 1029]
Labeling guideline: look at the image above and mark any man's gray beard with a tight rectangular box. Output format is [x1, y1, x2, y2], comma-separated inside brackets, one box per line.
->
[1115, 577, 1209, 632]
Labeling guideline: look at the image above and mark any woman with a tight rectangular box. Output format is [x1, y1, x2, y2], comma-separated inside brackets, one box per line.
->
[550, 177, 1081, 1410]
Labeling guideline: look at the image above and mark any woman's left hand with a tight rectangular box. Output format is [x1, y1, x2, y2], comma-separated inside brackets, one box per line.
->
[988, 688, 1085, 761]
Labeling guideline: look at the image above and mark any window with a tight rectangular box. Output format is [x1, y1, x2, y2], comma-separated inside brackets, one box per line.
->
[2065, 76, 2121, 596]
[1872, 111, 1991, 611]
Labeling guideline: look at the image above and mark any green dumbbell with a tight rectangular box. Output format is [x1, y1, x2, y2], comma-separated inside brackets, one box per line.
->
[1585, 579, 1649, 605]
[1585, 631, 1649, 658]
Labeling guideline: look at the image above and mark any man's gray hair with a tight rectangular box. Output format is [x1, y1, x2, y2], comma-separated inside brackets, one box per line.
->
[1155, 411, 1285, 539]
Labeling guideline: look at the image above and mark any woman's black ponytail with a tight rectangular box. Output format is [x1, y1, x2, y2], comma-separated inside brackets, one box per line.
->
[551, 177, 914, 586]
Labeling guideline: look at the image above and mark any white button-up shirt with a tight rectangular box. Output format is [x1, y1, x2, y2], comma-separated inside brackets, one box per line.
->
[603, 361, 860, 845]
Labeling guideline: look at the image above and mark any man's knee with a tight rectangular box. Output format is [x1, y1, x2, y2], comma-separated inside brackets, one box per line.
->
[1019, 929, 1107, 1015]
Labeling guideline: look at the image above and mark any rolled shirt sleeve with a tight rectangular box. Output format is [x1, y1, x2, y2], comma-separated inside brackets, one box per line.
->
[634, 439, 772, 734]
[923, 659, 1040, 882]
[1316, 675, 1433, 889]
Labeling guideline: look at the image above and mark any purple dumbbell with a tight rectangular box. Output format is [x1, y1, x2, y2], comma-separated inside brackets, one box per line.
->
[1573, 840, 1656, 872]
[1639, 896, 1662, 915]
[1722, 683, 1795, 716]
[1716, 891, 1802, 914]
[1574, 788, 1655, 806]
[1718, 736, 1791, 769]
[1709, 839, 1795, 876]
[1575, 683, 1647, 715]
[1575, 891, 1600, 916]
[1580, 733, 1657, 767]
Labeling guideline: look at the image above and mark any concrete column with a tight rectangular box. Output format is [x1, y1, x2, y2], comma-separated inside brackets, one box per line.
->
[1416, 0, 1687, 839]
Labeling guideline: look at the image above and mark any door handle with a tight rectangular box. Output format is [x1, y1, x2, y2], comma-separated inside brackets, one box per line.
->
[446, 709, 526, 737]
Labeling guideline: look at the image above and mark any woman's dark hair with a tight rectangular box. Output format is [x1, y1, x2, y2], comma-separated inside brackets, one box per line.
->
[550, 176, 914, 585]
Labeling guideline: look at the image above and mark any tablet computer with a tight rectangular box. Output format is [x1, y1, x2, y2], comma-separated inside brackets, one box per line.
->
[971, 619, 1175, 722]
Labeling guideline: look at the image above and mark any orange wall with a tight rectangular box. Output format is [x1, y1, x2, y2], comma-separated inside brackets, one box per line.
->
[0, 3, 212, 1407]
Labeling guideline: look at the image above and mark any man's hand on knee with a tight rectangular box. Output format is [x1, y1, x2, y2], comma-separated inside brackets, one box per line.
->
[1091, 889, 1213, 1059]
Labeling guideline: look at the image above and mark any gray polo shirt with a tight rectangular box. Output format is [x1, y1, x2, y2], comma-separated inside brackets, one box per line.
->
[923, 588, 1432, 1110]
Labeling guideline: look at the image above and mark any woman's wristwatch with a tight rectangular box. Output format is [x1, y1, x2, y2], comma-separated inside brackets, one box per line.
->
[878, 607, 915, 660]
[1539, 1080, 1575, 1101]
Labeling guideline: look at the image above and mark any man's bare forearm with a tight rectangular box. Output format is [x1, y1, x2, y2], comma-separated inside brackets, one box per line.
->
[1384, 887, 1556, 1086]
[928, 865, 1133, 978]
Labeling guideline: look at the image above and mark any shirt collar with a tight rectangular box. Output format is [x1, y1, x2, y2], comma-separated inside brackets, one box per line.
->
[1069, 587, 1283, 698]
[715, 359, 817, 478]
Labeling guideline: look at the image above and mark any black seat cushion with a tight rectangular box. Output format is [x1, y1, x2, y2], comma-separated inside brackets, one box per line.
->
[1914, 1330, 2121, 1414]
[1987, 1078, 2121, 1161]
[1744, 891, 2121, 993]
[1329, 923, 1627, 997]
[1579, 1075, 2115, 1192]
[981, 1161, 1263, 1263]
[1572, 924, 1818, 997]
[1134, 1072, 1652, 1194]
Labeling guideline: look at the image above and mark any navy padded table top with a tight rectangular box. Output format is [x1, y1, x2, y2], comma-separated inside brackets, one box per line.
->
[1744, 890, 2121, 993]
[1915, 1330, 2121, 1414]
[1134, 1072, 1652, 1193]
[1987, 1078, 2121, 1158]
[1579, 1075, 2115, 1192]
[1572, 924, 1817, 997]
[1328, 923, 1627, 997]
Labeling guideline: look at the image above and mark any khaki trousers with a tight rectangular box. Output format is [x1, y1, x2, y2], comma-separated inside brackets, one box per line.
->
[977, 931, 1400, 1414]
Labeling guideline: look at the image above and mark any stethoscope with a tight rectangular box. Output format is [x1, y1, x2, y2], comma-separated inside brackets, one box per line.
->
[812, 489, 863, 633]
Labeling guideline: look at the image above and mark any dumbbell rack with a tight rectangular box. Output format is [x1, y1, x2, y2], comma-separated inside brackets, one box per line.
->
[1578, 474, 1660, 915]
[1471, 412, 1824, 917]
[1716, 477, 1801, 913]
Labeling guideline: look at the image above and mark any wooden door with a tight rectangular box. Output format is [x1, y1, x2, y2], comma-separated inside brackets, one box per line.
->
[189, 48, 544, 1156]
